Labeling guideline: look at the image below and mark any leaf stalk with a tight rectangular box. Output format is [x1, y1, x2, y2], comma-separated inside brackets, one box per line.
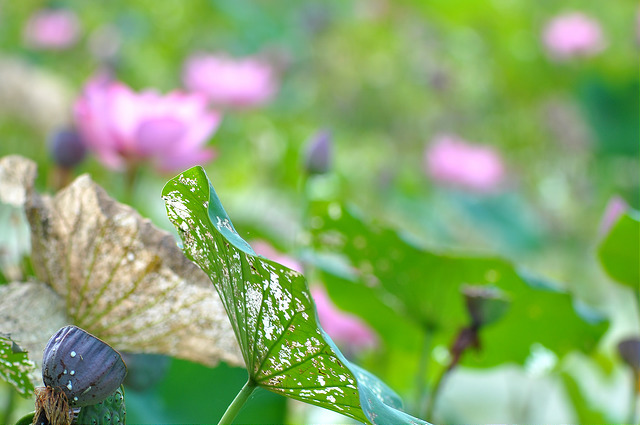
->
[218, 377, 257, 425]
[629, 369, 639, 425]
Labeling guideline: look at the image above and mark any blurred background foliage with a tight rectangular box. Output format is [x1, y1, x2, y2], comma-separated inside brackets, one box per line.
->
[0, 0, 638, 423]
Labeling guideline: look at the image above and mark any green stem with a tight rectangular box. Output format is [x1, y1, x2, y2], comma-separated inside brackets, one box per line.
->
[218, 378, 257, 425]
[629, 369, 639, 425]
[1, 386, 15, 425]
[413, 330, 432, 415]
[424, 326, 477, 420]
[424, 363, 449, 420]
[123, 161, 139, 205]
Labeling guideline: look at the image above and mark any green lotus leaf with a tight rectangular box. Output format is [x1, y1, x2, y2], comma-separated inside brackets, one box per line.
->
[597, 212, 640, 289]
[162, 166, 428, 425]
[308, 202, 607, 368]
[0, 334, 35, 397]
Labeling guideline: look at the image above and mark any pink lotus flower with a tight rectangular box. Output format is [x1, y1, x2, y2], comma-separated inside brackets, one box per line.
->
[74, 75, 221, 173]
[424, 134, 505, 192]
[23, 9, 80, 50]
[182, 54, 277, 109]
[542, 12, 605, 60]
[598, 196, 629, 237]
[311, 286, 378, 353]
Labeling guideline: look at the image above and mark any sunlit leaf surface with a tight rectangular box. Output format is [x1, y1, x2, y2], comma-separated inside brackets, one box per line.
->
[162, 166, 428, 425]
[0, 334, 35, 397]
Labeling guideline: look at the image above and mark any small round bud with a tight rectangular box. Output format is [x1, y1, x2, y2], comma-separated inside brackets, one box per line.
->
[617, 337, 640, 372]
[303, 130, 332, 175]
[48, 128, 87, 168]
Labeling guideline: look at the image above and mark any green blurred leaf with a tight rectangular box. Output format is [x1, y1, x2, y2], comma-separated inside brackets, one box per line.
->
[0, 334, 35, 397]
[309, 202, 607, 367]
[162, 166, 428, 425]
[597, 212, 640, 289]
[579, 77, 639, 156]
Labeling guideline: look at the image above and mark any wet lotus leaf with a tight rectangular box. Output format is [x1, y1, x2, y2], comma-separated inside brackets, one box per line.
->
[0, 333, 35, 397]
[162, 166, 429, 425]
[22, 169, 241, 368]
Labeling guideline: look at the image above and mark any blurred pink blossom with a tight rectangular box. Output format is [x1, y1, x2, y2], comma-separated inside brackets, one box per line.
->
[74, 74, 221, 173]
[542, 12, 605, 60]
[182, 54, 277, 108]
[424, 134, 505, 192]
[23, 9, 80, 50]
[598, 196, 629, 237]
[251, 240, 303, 273]
[311, 286, 378, 353]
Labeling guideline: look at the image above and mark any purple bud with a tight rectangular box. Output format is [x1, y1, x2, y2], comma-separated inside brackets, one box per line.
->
[303, 130, 332, 175]
[617, 337, 640, 372]
[48, 128, 87, 168]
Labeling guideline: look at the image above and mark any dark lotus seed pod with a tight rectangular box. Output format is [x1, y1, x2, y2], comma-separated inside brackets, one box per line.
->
[42, 326, 127, 407]
[462, 285, 510, 327]
[76, 386, 126, 425]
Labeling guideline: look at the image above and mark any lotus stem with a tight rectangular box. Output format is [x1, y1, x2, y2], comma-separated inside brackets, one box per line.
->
[218, 377, 257, 425]
[629, 369, 639, 425]
[413, 330, 433, 416]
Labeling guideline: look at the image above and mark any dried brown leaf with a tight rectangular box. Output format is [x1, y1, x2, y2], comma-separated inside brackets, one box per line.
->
[24, 173, 242, 367]
[0, 281, 67, 386]
[0, 155, 37, 207]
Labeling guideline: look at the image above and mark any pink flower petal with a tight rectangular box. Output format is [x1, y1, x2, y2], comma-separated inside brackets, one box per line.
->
[73, 74, 221, 172]
[311, 287, 378, 352]
[542, 12, 605, 60]
[598, 196, 629, 237]
[23, 9, 80, 50]
[156, 147, 216, 173]
[424, 134, 505, 192]
[74, 75, 126, 169]
[183, 54, 277, 108]
[135, 118, 187, 157]
[106, 82, 149, 155]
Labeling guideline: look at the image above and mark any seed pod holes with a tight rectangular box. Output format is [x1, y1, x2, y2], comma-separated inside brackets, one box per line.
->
[76, 386, 126, 425]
